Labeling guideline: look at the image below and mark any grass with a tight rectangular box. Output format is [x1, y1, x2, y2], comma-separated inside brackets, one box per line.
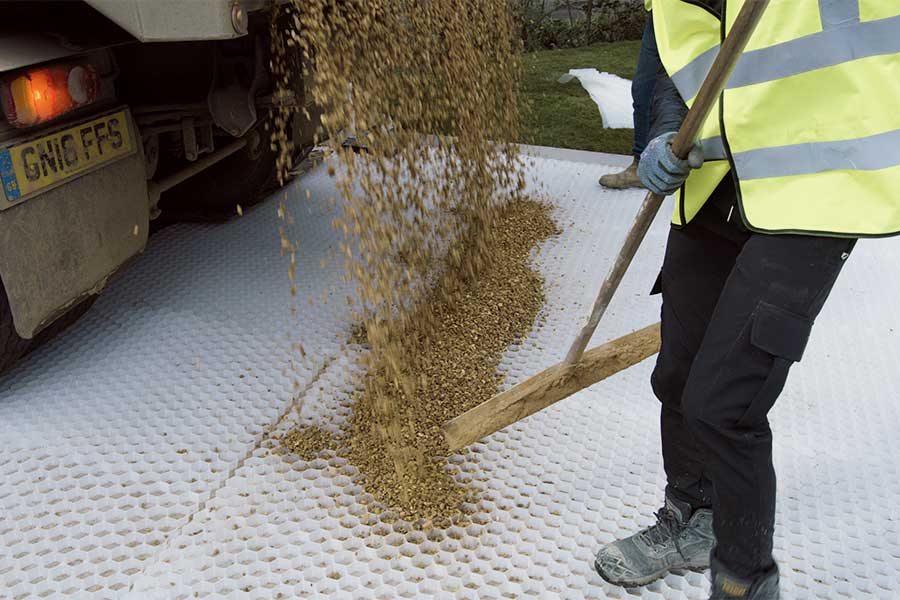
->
[516, 40, 641, 155]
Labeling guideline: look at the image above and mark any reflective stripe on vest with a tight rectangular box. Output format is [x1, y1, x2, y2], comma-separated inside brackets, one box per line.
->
[725, 1, 900, 236]
[734, 128, 900, 181]
[819, 0, 858, 29]
[671, 15, 900, 102]
[656, 0, 900, 237]
[700, 136, 726, 161]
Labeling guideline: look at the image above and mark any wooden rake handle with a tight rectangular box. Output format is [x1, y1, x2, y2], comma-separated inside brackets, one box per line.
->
[564, 0, 771, 365]
[443, 323, 662, 452]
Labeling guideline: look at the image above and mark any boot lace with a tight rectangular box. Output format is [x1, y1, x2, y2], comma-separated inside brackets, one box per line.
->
[638, 507, 688, 555]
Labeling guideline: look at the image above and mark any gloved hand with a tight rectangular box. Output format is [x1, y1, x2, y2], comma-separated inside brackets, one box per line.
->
[638, 131, 704, 196]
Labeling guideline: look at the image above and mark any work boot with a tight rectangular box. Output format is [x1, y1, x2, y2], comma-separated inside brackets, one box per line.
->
[594, 493, 714, 587]
[709, 557, 779, 600]
[598, 158, 644, 189]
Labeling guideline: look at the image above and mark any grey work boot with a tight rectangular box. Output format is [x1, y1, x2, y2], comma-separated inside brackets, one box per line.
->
[709, 557, 779, 600]
[598, 158, 644, 189]
[594, 493, 714, 587]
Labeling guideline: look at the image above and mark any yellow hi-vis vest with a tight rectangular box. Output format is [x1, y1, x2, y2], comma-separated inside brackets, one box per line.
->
[653, 0, 900, 237]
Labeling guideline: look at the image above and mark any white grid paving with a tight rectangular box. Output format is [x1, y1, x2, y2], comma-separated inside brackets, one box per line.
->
[1, 150, 898, 599]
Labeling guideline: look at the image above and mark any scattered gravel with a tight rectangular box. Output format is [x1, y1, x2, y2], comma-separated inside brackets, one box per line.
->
[271, 0, 555, 524]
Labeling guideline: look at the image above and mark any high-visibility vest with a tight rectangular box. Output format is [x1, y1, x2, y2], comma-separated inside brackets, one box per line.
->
[645, 0, 652, 11]
[652, 0, 900, 237]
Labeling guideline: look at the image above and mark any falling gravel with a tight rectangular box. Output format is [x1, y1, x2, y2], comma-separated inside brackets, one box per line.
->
[273, 0, 559, 523]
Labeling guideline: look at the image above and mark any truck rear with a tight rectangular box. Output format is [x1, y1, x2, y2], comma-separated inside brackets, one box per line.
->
[0, 1, 314, 374]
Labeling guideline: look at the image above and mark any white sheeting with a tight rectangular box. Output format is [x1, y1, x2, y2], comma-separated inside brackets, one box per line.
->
[561, 68, 633, 129]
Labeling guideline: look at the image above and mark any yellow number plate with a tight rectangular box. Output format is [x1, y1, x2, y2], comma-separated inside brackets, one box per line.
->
[0, 109, 134, 204]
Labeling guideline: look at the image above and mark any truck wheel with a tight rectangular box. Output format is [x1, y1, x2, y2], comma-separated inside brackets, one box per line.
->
[0, 278, 96, 377]
[156, 123, 277, 223]
[29, 295, 97, 351]
[0, 279, 33, 376]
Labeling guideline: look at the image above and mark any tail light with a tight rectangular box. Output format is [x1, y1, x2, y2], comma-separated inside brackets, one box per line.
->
[0, 61, 100, 128]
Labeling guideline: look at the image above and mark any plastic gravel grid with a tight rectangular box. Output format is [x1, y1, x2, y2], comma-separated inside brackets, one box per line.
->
[1, 148, 898, 599]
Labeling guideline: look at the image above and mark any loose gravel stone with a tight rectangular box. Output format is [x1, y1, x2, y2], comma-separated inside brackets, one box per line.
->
[270, 0, 555, 523]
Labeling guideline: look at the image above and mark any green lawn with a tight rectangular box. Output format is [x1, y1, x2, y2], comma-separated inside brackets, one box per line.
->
[517, 40, 641, 155]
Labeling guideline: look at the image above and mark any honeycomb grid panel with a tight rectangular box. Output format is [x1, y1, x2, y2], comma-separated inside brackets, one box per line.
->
[128, 154, 900, 599]
[125, 156, 698, 600]
[0, 166, 354, 599]
[1, 152, 898, 599]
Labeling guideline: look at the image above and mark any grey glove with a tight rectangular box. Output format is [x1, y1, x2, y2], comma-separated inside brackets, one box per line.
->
[638, 132, 704, 196]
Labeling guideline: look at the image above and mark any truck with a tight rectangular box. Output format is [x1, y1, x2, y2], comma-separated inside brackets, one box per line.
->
[0, 1, 316, 374]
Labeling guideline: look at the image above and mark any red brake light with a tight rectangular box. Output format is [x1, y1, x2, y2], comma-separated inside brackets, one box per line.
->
[1, 62, 100, 128]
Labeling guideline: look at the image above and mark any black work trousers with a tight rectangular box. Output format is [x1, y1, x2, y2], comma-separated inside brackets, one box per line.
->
[651, 198, 856, 579]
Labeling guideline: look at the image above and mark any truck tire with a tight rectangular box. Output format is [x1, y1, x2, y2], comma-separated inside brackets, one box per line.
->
[0, 278, 96, 377]
[0, 278, 33, 376]
[30, 295, 97, 351]
[155, 122, 277, 223]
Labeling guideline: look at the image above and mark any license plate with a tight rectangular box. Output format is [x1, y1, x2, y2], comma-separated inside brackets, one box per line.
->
[0, 109, 135, 206]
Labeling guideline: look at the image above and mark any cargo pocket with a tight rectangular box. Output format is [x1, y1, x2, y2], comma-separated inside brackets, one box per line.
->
[736, 302, 813, 428]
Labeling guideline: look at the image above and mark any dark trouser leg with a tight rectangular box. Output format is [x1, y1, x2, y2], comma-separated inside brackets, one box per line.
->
[631, 15, 659, 158]
[682, 232, 856, 578]
[652, 221, 744, 509]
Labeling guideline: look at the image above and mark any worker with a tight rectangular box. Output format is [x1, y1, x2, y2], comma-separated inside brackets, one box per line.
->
[593, 2, 899, 599]
[598, 0, 654, 190]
